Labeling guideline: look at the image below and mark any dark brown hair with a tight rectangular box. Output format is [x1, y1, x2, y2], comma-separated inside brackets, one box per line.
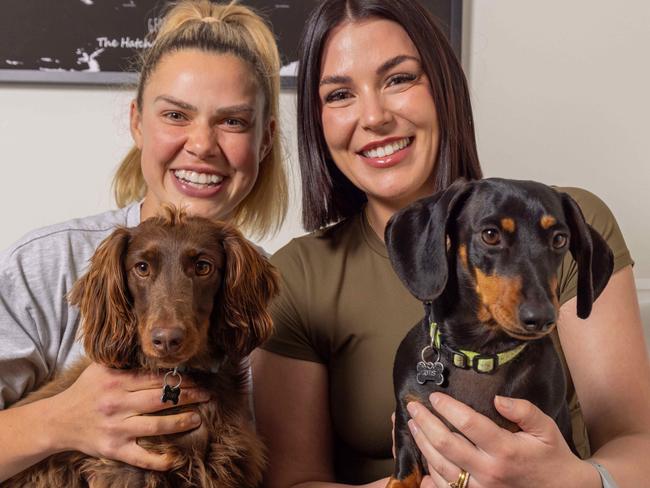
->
[297, 0, 482, 231]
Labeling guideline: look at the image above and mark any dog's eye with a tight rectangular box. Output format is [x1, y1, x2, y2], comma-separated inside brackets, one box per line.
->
[481, 228, 501, 246]
[134, 262, 150, 277]
[552, 232, 568, 249]
[195, 260, 213, 276]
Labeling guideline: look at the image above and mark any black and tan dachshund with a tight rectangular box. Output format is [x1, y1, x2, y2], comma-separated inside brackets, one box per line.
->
[384, 178, 614, 488]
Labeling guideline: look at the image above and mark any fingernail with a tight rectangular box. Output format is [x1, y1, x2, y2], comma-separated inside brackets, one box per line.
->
[496, 395, 513, 409]
[406, 402, 418, 417]
[191, 413, 201, 424]
[408, 419, 418, 435]
[429, 393, 440, 406]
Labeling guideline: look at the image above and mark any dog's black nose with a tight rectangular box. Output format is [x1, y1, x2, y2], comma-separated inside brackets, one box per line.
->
[151, 327, 185, 354]
[519, 303, 556, 332]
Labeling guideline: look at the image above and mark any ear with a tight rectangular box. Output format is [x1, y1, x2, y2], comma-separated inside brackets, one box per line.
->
[214, 225, 279, 359]
[68, 227, 137, 367]
[129, 99, 143, 150]
[259, 116, 276, 163]
[560, 192, 614, 319]
[385, 179, 475, 301]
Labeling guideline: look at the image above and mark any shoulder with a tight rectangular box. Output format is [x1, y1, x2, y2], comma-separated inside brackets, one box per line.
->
[1, 204, 140, 280]
[555, 186, 611, 221]
[270, 216, 360, 271]
[554, 186, 624, 245]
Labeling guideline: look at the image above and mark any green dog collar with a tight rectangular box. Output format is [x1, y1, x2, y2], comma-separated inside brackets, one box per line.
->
[429, 321, 527, 374]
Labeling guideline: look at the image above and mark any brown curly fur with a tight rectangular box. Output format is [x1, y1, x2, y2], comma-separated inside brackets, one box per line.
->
[5, 208, 278, 488]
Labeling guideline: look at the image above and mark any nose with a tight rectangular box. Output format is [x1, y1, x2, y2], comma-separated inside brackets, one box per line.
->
[151, 327, 185, 355]
[518, 302, 557, 332]
[360, 91, 393, 132]
[185, 121, 218, 159]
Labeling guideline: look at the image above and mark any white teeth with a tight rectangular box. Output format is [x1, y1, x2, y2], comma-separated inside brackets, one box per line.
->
[173, 169, 223, 186]
[362, 137, 411, 159]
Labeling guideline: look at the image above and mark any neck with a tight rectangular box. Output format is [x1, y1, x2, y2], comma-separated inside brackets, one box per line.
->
[365, 199, 404, 241]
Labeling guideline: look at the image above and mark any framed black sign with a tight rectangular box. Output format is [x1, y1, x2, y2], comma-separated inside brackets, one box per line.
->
[0, 0, 462, 88]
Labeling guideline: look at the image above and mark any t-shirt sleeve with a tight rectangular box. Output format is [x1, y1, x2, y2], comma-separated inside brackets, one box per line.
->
[0, 254, 51, 409]
[557, 187, 633, 305]
[261, 240, 325, 363]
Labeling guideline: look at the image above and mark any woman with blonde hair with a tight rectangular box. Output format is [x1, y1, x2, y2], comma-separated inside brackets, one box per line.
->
[0, 0, 286, 481]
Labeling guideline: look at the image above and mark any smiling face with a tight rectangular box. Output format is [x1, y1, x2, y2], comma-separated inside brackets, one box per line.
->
[318, 18, 440, 216]
[131, 49, 273, 222]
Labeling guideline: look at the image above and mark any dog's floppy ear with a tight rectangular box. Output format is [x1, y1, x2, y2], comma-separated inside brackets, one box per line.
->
[215, 225, 279, 359]
[385, 179, 475, 301]
[68, 227, 137, 367]
[560, 192, 614, 319]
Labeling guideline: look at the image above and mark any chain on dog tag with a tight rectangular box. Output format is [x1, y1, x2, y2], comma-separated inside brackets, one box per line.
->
[416, 345, 446, 386]
[161, 368, 182, 405]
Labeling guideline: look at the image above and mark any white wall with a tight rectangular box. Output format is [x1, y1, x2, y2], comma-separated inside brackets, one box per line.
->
[465, 0, 650, 279]
[1, 0, 648, 284]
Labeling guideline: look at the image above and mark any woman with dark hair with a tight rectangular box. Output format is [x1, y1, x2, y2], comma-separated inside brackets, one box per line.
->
[253, 0, 650, 487]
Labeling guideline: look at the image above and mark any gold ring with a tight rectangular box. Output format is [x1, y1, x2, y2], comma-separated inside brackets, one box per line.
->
[449, 469, 469, 488]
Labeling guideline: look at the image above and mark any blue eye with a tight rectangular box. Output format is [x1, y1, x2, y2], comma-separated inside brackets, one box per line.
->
[225, 118, 244, 127]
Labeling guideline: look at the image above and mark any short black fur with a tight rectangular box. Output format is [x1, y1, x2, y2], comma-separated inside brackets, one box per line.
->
[384, 178, 614, 487]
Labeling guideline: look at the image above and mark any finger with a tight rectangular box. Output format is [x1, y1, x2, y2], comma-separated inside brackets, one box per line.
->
[130, 386, 211, 414]
[426, 469, 451, 488]
[429, 393, 506, 451]
[407, 401, 480, 473]
[407, 418, 455, 480]
[419, 474, 436, 488]
[116, 443, 176, 471]
[129, 411, 202, 438]
[494, 396, 554, 441]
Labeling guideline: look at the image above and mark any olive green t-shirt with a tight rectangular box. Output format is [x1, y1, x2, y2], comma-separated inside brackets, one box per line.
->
[262, 187, 633, 484]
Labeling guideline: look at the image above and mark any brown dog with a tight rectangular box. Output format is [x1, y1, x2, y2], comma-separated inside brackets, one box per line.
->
[384, 178, 613, 487]
[6, 207, 278, 488]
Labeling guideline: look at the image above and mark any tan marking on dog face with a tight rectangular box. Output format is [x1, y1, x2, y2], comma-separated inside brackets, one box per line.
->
[474, 268, 524, 335]
[541, 215, 556, 229]
[501, 218, 516, 233]
[458, 244, 468, 269]
[550, 276, 560, 309]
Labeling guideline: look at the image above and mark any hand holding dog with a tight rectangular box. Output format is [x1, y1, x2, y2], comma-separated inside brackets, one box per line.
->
[48, 362, 210, 471]
[407, 393, 600, 488]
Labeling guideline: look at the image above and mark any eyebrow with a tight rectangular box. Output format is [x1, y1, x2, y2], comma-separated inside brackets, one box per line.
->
[319, 54, 421, 87]
[377, 55, 420, 76]
[154, 95, 255, 115]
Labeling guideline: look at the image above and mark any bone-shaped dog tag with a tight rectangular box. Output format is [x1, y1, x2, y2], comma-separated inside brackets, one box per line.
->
[161, 368, 182, 405]
[161, 384, 181, 405]
[416, 360, 446, 386]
